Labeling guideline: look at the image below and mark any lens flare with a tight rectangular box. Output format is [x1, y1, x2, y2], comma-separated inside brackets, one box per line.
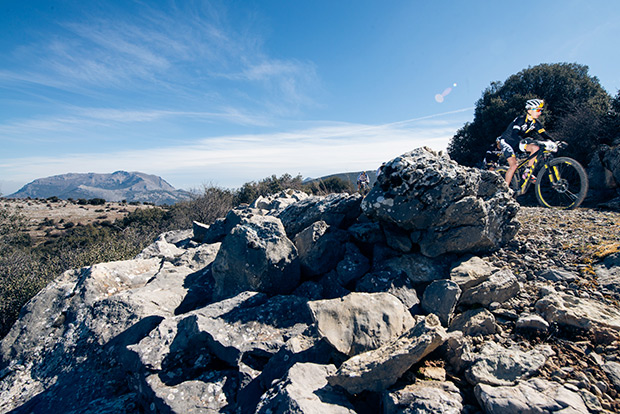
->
[435, 83, 458, 103]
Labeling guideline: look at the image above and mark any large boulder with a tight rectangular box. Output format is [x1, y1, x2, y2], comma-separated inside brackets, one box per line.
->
[211, 214, 300, 300]
[276, 193, 362, 238]
[361, 147, 520, 257]
[307, 292, 415, 357]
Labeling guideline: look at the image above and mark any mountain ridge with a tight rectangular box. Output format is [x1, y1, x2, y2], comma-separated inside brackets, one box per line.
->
[8, 171, 192, 205]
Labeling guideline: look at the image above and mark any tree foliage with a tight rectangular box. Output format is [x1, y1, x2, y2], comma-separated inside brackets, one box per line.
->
[304, 176, 356, 195]
[235, 174, 305, 205]
[448, 63, 611, 166]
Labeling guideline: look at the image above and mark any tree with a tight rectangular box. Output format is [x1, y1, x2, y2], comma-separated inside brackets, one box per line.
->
[601, 90, 620, 146]
[448, 63, 611, 166]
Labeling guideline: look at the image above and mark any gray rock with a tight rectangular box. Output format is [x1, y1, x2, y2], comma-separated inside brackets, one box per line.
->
[538, 268, 579, 283]
[459, 269, 520, 307]
[475, 378, 589, 414]
[308, 292, 414, 357]
[327, 314, 448, 394]
[535, 292, 620, 331]
[594, 253, 620, 294]
[251, 189, 310, 213]
[277, 193, 362, 238]
[259, 330, 336, 389]
[361, 147, 520, 257]
[449, 308, 496, 336]
[256, 363, 356, 414]
[335, 242, 370, 287]
[602, 361, 620, 393]
[194, 294, 312, 367]
[383, 380, 463, 414]
[355, 270, 420, 311]
[449, 255, 498, 290]
[211, 214, 300, 300]
[294, 221, 347, 278]
[141, 370, 238, 414]
[193, 206, 263, 244]
[516, 313, 550, 332]
[382, 223, 414, 253]
[466, 342, 554, 386]
[379, 253, 447, 284]
[421, 280, 461, 326]
[346, 221, 386, 245]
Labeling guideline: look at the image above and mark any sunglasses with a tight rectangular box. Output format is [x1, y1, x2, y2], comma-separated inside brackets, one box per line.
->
[532, 108, 542, 113]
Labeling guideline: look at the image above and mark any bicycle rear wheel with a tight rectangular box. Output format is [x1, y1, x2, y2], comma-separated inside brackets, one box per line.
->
[535, 157, 588, 209]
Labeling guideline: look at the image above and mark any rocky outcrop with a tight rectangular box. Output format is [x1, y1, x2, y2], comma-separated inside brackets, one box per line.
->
[361, 147, 520, 257]
[1, 148, 619, 413]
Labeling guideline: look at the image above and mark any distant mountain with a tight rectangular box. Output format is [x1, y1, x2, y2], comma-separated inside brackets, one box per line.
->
[8, 171, 193, 205]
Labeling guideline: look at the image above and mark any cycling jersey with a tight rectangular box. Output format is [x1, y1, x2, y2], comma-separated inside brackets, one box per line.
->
[500, 114, 553, 149]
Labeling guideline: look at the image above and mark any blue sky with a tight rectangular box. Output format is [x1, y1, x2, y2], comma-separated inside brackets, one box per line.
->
[1, 0, 619, 195]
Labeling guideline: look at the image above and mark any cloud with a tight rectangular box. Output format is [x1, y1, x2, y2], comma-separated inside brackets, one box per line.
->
[0, 1, 319, 114]
[0, 110, 471, 191]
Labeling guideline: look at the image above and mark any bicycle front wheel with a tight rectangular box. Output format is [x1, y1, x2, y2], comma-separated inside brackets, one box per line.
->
[535, 157, 588, 209]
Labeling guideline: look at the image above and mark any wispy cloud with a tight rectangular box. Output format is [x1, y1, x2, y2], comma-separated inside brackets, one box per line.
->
[0, 110, 471, 192]
[0, 1, 319, 115]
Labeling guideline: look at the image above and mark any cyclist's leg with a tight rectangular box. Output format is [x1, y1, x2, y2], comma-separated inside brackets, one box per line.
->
[524, 143, 540, 168]
[505, 156, 518, 186]
[498, 139, 517, 185]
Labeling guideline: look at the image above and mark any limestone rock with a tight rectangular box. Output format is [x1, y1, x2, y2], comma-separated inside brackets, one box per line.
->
[308, 292, 414, 357]
[361, 147, 520, 257]
[535, 292, 620, 331]
[211, 214, 300, 300]
[327, 314, 448, 394]
[475, 378, 589, 414]
[383, 380, 463, 414]
[255, 363, 356, 414]
[466, 342, 554, 386]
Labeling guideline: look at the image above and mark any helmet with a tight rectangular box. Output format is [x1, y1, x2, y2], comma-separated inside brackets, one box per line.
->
[525, 99, 544, 111]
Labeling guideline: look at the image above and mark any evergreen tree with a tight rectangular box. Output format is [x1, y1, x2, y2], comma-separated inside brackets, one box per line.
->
[448, 63, 611, 166]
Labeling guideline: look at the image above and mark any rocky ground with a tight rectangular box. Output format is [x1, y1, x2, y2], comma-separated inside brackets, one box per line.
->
[1, 146, 620, 413]
[487, 206, 620, 412]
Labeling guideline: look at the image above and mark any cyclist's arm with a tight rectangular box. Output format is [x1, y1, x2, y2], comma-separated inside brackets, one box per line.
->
[535, 126, 554, 142]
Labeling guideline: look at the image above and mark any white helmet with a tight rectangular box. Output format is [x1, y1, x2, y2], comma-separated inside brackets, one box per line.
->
[525, 99, 544, 111]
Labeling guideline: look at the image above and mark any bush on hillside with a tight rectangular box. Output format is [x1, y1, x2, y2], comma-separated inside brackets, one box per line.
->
[235, 174, 304, 205]
[304, 176, 355, 195]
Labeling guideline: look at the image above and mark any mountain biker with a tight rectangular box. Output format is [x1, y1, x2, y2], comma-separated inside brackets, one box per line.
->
[357, 171, 370, 193]
[497, 98, 554, 186]
[482, 140, 502, 171]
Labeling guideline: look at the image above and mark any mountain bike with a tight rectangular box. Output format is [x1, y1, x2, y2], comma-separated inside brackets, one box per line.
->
[495, 140, 588, 209]
[357, 181, 370, 195]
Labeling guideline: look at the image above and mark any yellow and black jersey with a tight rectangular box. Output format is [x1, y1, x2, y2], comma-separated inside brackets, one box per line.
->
[500, 114, 552, 148]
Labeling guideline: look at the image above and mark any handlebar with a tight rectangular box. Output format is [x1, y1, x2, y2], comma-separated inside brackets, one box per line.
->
[531, 140, 568, 153]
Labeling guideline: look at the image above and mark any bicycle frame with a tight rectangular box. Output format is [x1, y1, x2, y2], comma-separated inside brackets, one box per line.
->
[510, 147, 554, 195]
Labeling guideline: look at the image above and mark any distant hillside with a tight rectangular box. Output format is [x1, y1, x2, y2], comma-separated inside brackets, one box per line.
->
[8, 171, 193, 205]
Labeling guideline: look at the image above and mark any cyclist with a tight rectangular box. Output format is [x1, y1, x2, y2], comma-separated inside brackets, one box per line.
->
[357, 171, 370, 193]
[497, 98, 554, 186]
[482, 140, 502, 171]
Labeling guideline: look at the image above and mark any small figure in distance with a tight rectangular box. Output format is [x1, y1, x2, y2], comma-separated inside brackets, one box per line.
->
[357, 171, 370, 195]
[497, 98, 554, 185]
[376, 162, 386, 178]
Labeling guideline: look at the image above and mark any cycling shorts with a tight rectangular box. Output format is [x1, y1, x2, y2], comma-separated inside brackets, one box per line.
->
[497, 138, 516, 159]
